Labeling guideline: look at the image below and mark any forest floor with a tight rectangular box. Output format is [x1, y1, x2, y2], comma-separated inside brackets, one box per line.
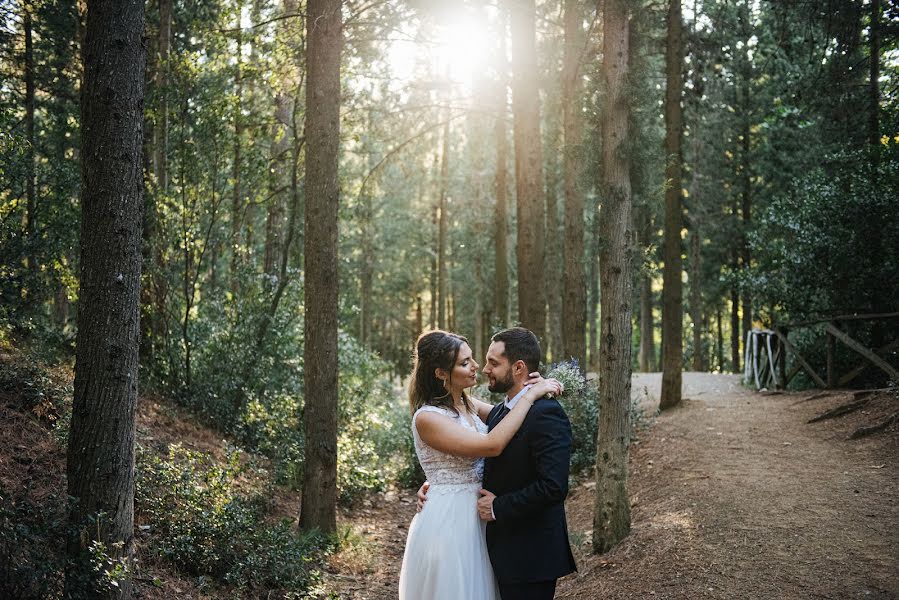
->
[322, 373, 899, 600]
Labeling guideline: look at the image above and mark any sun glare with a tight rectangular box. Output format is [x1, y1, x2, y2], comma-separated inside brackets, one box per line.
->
[387, 12, 494, 92]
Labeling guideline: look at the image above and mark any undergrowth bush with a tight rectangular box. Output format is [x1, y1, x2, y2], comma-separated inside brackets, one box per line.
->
[135, 444, 331, 594]
[0, 484, 67, 599]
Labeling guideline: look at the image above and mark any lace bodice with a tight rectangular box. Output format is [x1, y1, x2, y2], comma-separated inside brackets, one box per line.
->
[412, 404, 488, 487]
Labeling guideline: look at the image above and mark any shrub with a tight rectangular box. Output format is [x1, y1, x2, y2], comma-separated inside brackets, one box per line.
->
[135, 444, 330, 594]
[0, 484, 67, 600]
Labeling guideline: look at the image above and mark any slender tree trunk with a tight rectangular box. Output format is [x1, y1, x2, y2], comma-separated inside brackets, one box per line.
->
[300, 0, 341, 535]
[690, 227, 702, 371]
[593, 0, 632, 555]
[230, 5, 244, 294]
[716, 304, 724, 372]
[24, 2, 36, 276]
[545, 120, 564, 361]
[740, 119, 751, 345]
[730, 250, 740, 373]
[430, 201, 438, 329]
[265, 90, 290, 275]
[510, 0, 546, 341]
[561, 0, 586, 368]
[154, 0, 171, 191]
[689, 113, 703, 372]
[638, 206, 655, 372]
[437, 120, 449, 330]
[65, 0, 145, 595]
[415, 295, 423, 335]
[869, 0, 880, 164]
[587, 208, 600, 371]
[494, 83, 509, 328]
[360, 192, 373, 346]
[660, 0, 684, 410]
[360, 107, 375, 347]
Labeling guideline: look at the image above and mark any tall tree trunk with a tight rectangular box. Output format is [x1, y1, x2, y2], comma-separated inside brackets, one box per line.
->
[716, 304, 724, 372]
[587, 208, 600, 371]
[430, 201, 438, 328]
[24, 1, 36, 276]
[561, 0, 586, 368]
[510, 0, 546, 341]
[730, 249, 740, 373]
[265, 92, 290, 275]
[230, 5, 244, 294]
[593, 0, 632, 555]
[638, 207, 655, 372]
[869, 0, 880, 165]
[660, 0, 684, 410]
[545, 120, 564, 361]
[437, 120, 449, 330]
[494, 79, 509, 329]
[65, 0, 145, 596]
[415, 295, 423, 335]
[690, 227, 702, 371]
[359, 192, 373, 346]
[300, 0, 341, 535]
[740, 119, 751, 346]
[153, 0, 171, 191]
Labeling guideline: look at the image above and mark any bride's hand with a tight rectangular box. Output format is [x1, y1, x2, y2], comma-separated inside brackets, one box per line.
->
[524, 372, 563, 399]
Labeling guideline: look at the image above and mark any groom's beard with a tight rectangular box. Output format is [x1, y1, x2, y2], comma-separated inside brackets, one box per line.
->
[488, 371, 514, 394]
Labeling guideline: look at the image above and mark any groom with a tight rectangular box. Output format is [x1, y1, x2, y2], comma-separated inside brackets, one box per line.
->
[419, 327, 577, 599]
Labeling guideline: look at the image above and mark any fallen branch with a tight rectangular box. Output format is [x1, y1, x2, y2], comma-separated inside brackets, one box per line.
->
[849, 411, 899, 439]
[807, 397, 871, 423]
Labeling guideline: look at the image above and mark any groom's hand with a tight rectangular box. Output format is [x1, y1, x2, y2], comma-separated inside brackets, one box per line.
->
[478, 489, 496, 522]
[415, 481, 429, 513]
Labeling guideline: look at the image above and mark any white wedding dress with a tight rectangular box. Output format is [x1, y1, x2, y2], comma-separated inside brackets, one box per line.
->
[398, 405, 500, 600]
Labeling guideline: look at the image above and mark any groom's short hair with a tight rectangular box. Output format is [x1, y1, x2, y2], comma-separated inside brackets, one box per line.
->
[491, 327, 541, 373]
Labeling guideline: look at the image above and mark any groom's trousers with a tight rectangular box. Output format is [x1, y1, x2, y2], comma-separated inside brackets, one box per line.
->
[497, 579, 557, 600]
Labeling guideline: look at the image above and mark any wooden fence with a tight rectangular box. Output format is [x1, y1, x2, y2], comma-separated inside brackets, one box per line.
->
[744, 312, 899, 390]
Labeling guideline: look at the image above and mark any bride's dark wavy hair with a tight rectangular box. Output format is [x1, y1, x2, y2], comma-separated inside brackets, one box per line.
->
[408, 330, 473, 416]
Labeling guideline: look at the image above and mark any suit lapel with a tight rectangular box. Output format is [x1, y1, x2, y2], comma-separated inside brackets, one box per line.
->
[488, 402, 509, 431]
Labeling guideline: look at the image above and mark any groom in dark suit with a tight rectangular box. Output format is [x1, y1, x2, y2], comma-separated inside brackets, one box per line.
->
[477, 327, 577, 599]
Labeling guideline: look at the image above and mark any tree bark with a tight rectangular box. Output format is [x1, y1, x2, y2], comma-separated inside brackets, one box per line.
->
[545, 119, 564, 361]
[437, 120, 449, 330]
[587, 209, 600, 371]
[690, 227, 703, 371]
[593, 0, 632, 555]
[561, 0, 586, 369]
[493, 13, 510, 329]
[716, 304, 725, 371]
[869, 0, 880, 162]
[65, 0, 145, 596]
[510, 0, 546, 341]
[494, 86, 509, 328]
[153, 0, 171, 191]
[230, 4, 244, 294]
[730, 241, 740, 372]
[660, 0, 684, 410]
[300, 0, 341, 535]
[740, 117, 752, 349]
[638, 206, 655, 372]
[24, 1, 36, 264]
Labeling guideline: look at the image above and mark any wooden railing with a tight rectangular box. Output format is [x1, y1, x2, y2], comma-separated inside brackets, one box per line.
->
[744, 312, 899, 390]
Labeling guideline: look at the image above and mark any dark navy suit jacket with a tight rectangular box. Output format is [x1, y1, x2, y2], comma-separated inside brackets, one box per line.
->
[483, 396, 577, 584]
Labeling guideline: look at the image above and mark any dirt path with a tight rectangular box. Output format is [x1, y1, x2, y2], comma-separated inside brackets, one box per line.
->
[324, 373, 899, 599]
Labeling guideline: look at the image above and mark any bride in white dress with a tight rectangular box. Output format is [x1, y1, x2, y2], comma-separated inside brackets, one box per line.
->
[398, 330, 561, 600]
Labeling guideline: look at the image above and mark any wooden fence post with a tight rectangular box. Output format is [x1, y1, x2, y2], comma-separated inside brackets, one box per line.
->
[826, 327, 836, 388]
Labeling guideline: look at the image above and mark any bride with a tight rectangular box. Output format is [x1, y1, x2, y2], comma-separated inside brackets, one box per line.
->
[398, 330, 561, 599]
